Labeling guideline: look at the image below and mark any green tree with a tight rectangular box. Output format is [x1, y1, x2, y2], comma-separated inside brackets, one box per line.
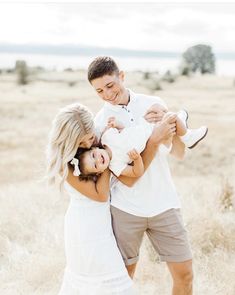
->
[182, 44, 216, 74]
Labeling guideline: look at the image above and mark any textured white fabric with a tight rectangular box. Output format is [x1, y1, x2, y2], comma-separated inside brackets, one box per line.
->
[58, 182, 135, 295]
[95, 89, 181, 217]
[101, 118, 153, 176]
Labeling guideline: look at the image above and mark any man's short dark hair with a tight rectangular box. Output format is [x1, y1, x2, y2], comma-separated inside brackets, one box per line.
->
[87, 56, 119, 83]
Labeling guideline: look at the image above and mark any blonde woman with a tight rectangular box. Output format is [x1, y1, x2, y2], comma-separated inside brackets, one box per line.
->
[46, 103, 175, 295]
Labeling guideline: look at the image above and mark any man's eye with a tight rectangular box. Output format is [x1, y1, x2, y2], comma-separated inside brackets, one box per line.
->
[97, 90, 103, 93]
[107, 84, 113, 88]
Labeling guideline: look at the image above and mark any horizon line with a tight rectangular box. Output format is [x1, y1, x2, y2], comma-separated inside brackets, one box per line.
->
[1, 43, 235, 60]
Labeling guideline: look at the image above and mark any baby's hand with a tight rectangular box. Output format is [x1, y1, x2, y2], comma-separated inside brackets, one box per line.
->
[127, 149, 141, 161]
[107, 117, 117, 128]
[107, 117, 124, 131]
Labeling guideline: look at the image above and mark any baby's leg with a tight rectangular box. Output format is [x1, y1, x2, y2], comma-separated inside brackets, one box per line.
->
[176, 116, 187, 136]
[160, 111, 178, 146]
[177, 110, 208, 149]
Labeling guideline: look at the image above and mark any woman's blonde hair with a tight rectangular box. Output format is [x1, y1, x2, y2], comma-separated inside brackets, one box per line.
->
[46, 103, 94, 189]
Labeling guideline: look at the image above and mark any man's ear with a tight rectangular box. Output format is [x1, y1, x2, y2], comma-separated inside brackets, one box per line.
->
[119, 70, 125, 81]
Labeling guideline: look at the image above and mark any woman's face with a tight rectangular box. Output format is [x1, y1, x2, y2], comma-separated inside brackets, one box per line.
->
[79, 132, 96, 149]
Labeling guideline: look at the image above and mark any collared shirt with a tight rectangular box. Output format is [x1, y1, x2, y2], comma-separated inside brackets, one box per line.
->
[94, 90, 181, 217]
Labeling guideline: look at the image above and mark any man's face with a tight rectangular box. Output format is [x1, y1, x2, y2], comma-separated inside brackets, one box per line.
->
[91, 72, 127, 105]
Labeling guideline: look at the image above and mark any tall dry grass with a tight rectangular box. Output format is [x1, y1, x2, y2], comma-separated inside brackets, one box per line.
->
[0, 71, 234, 294]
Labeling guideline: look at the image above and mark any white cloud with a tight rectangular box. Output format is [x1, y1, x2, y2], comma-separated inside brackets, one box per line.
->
[0, 3, 235, 52]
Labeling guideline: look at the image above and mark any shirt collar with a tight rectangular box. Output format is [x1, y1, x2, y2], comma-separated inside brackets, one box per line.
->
[104, 89, 137, 112]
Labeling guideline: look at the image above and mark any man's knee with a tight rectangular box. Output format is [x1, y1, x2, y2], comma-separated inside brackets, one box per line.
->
[175, 262, 193, 286]
[179, 268, 193, 285]
[168, 259, 193, 285]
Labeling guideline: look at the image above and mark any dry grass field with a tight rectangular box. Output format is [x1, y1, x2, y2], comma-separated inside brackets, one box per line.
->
[0, 70, 235, 295]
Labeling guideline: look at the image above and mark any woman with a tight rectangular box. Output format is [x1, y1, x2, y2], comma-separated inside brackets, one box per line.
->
[46, 103, 135, 294]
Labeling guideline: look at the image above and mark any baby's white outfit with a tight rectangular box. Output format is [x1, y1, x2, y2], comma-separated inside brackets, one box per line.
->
[58, 182, 135, 295]
[101, 119, 154, 176]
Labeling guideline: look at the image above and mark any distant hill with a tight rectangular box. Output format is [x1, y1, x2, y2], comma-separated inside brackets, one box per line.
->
[1, 43, 235, 61]
[0, 43, 181, 58]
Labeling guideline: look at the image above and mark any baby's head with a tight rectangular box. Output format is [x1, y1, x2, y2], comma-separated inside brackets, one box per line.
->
[70, 147, 110, 179]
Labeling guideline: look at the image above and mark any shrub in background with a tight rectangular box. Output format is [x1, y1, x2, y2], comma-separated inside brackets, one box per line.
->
[15, 60, 29, 85]
[162, 70, 175, 83]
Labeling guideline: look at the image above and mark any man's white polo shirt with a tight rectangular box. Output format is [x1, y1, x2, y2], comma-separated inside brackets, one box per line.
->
[94, 90, 181, 217]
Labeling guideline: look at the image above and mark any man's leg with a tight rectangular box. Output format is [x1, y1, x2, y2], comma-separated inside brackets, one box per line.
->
[146, 209, 193, 294]
[167, 260, 193, 295]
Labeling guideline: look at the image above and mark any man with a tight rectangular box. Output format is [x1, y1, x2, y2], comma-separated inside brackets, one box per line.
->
[88, 56, 193, 295]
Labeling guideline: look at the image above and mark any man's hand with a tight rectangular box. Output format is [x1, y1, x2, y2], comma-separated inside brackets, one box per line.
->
[144, 103, 168, 123]
[149, 113, 177, 145]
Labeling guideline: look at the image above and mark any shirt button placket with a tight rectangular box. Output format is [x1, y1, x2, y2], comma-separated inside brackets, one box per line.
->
[128, 110, 134, 123]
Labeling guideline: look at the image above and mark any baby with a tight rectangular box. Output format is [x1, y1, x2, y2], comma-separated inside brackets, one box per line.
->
[70, 108, 208, 179]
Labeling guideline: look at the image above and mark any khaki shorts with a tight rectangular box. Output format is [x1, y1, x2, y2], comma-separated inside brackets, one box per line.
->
[111, 206, 192, 265]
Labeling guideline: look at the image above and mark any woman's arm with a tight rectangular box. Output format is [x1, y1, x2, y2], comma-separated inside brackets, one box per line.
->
[67, 167, 111, 202]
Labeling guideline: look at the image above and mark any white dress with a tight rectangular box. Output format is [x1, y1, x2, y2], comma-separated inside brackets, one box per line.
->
[58, 182, 135, 295]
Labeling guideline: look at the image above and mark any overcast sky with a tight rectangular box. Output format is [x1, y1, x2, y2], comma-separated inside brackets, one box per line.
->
[0, 2, 235, 53]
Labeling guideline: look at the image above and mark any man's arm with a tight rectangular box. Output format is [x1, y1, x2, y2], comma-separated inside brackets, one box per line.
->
[118, 113, 177, 187]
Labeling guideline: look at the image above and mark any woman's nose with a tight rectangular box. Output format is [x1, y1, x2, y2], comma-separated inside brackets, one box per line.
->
[84, 142, 92, 148]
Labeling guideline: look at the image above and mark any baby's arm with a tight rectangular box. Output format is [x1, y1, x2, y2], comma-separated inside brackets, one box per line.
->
[98, 117, 124, 146]
[107, 117, 124, 132]
[120, 149, 144, 178]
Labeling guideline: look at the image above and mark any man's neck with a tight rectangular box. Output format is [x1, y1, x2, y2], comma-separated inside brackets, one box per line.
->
[119, 88, 130, 106]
